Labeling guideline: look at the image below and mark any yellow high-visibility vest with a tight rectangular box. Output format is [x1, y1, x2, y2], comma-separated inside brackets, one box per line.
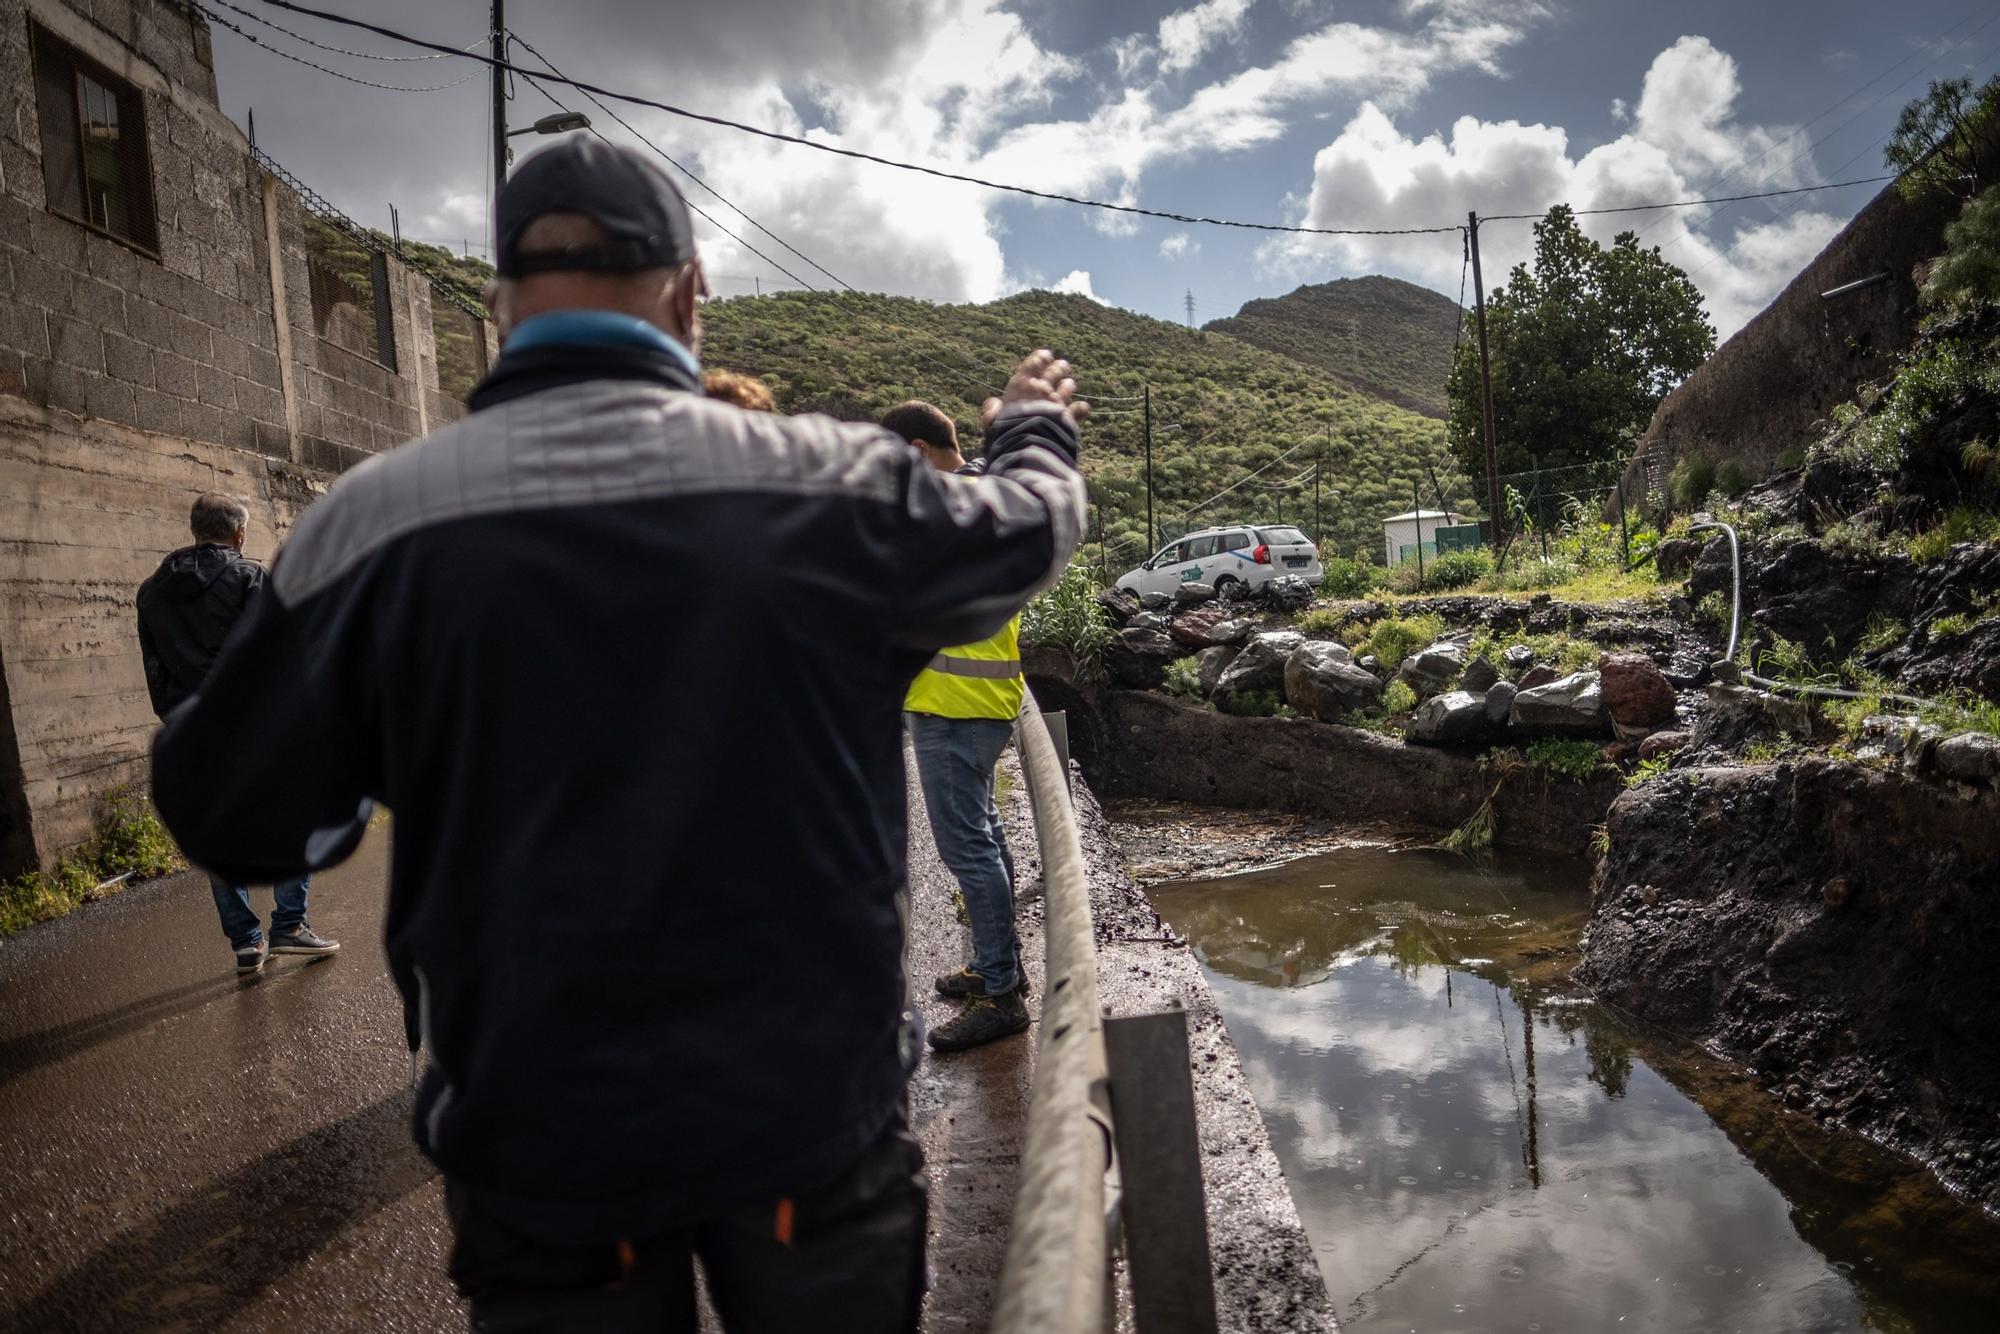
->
[905, 614, 1025, 721]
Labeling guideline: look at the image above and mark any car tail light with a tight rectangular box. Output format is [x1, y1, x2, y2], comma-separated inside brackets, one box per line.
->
[1253, 544, 1270, 565]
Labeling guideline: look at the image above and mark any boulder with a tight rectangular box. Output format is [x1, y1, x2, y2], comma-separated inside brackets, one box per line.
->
[1103, 628, 1181, 690]
[1096, 586, 1140, 626]
[1638, 730, 1690, 761]
[1503, 644, 1537, 675]
[1210, 617, 1260, 646]
[1935, 733, 2000, 788]
[1140, 591, 1173, 611]
[1598, 652, 1678, 730]
[1130, 611, 1171, 633]
[1460, 656, 1500, 693]
[1213, 630, 1305, 701]
[1484, 680, 1518, 727]
[1653, 537, 1700, 581]
[1406, 691, 1491, 746]
[1195, 645, 1240, 693]
[1169, 604, 1233, 649]
[1357, 654, 1382, 676]
[1262, 575, 1316, 613]
[1518, 663, 1560, 691]
[1284, 642, 1381, 721]
[1395, 640, 1470, 699]
[1509, 670, 1611, 738]
[1174, 581, 1218, 609]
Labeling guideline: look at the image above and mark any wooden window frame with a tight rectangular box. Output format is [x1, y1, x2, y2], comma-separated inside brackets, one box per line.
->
[28, 19, 162, 260]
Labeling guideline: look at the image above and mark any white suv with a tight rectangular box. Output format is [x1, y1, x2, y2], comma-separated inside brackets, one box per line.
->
[1116, 524, 1323, 600]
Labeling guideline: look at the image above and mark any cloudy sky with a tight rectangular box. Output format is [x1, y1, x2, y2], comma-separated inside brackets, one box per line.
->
[209, 0, 1999, 339]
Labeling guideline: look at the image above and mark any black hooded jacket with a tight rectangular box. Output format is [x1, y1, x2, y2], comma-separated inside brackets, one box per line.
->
[135, 543, 266, 718]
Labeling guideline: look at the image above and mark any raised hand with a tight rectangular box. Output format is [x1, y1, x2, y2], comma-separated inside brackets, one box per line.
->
[982, 349, 1090, 432]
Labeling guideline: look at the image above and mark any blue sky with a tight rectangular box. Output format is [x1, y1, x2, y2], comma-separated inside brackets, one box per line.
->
[208, 0, 1998, 337]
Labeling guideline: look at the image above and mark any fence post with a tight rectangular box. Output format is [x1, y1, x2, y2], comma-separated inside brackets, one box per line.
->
[1533, 455, 1548, 561]
[1413, 476, 1423, 590]
[1616, 480, 1629, 566]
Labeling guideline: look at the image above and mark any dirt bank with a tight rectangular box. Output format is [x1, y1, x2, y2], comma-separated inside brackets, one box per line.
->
[1092, 691, 1620, 855]
[1577, 756, 2000, 1211]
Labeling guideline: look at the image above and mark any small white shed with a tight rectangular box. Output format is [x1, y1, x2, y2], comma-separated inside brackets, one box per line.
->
[1382, 510, 1465, 566]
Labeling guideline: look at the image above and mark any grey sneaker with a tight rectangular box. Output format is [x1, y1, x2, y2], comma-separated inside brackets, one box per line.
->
[927, 989, 1030, 1053]
[268, 925, 340, 956]
[234, 943, 266, 975]
[934, 967, 1031, 1001]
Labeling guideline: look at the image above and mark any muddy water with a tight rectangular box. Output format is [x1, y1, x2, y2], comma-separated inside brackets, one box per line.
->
[1148, 845, 2000, 1333]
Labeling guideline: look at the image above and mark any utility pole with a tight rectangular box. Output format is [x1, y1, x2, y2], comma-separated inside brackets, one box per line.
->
[1143, 384, 1156, 555]
[491, 1, 508, 218]
[1467, 211, 1505, 547]
[1183, 290, 1195, 328]
[1314, 458, 1322, 544]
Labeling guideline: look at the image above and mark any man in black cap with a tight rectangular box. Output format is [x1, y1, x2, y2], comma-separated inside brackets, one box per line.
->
[151, 137, 1086, 1331]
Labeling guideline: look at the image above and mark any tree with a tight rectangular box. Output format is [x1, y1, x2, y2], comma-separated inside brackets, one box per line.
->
[1446, 206, 1715, 482]
[1886, 75, 2000, 205]
[1921, 184, 2000, 312]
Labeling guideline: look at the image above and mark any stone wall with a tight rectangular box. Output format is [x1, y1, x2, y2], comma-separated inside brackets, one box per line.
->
[0, 0, 487, 876]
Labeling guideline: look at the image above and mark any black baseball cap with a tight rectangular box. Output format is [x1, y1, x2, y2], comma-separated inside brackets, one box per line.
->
[496, 137, 697, 278]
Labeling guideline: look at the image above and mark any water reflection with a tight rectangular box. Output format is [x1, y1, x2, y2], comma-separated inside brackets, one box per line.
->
[1151, 846, 2000, 1333]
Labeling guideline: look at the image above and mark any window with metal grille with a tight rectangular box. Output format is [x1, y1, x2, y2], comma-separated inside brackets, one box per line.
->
[30, 22, 160, 254]
[302, 213, 397, 370]
[431, 300, 488, 402]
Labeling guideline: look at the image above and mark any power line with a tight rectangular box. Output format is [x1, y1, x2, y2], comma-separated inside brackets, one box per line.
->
[198, 4, 483, 91]
[1480, 175, 1897, 223]
[207, 0, 487, 61]
[242, 0, 1922, 243]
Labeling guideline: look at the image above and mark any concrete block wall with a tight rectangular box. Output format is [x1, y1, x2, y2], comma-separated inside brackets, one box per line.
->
[0, 0, 482, 876]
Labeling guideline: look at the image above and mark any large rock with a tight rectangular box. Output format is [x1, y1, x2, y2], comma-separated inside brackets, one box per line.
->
[1195, 645, 1240, 694]
[1637, 730, 1690, 760]
[1103, 628, 1181, 690]
[1139, 591, 1173, 611]
[1598, 652, 1678, 730]
[1517, 662, 1560, 690]
[1096, 586, 1139, 626]
[1395, 640, 1470, 699]
[1503, 644, 1537, 675]
[1653, 536, 1700, 581]
[1213, 630, 1304, 702]
[1130, 611, 1171, 633]
[1262, 575, 1315, 613]
[1460, 656, 1500, 693]
[1284, 642, 1382, 721]
[1484, 680, 1518, 727]
[1508, 670, 1610, 738]
[1935, 733, 2000, 788]
[1170, 604, 1232, 649]
[1406, 690, 1491, 746]
[1174, 581, 1218, 609]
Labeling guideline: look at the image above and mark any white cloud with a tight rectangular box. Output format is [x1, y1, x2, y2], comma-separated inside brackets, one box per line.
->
[1158, 0, 1258, 76]
[1609, 96, 1628, 123]
[1050, 269, 1107, 303]
[1160, 231, 1198, 258]
[1262, 36, 1834, 337]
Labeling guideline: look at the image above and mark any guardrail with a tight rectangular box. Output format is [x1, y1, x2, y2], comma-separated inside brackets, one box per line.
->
[992, 693, 1115, 1333]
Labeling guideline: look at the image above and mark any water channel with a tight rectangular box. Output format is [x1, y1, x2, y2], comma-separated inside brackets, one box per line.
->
[1147, 843, 2000, 1333]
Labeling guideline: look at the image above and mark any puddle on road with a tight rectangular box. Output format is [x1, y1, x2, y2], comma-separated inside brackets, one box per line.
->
[1148, 844, 2000, 1333]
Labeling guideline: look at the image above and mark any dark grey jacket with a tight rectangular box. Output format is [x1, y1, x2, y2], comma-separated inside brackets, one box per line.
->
[135, 543, 265, 718]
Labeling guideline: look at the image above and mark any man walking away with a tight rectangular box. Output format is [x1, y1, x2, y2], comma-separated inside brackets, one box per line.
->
[136, 494, 338, 975]
[150, 137, 1085, 1332]
[883, 402, 1030, 1054]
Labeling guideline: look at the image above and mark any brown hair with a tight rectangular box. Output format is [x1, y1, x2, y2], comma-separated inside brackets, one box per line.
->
[701, 369, 777, 412]
[879, 400, 958, 451]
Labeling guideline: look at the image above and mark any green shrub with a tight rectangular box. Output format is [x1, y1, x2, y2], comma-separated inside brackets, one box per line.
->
[1775, 444, 1806, 471]
[1217, 689, 1283, 718]
[1906, 505, 2000, 562]
[1294, 608, 1346, 637]
[1354, 613, 1445, 672]
[1669, 456, 1716, 509]
[1714, 458, 1755, 498]
[0, 784, 184, 937]
[1317, 556, 1380, 599]
[1857, 615, 1906, 655]
[1625, 755, 1673, 788]
[1381, 679, 1418, 714]
[1162, 655, 1206, 700]
[1525, 737, 1601, 782]
[1021, 562, 1114, 671]
[1423, 548, 1495, 590]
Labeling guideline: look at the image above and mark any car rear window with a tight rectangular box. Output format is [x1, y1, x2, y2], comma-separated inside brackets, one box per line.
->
[1221, 531, 1250, 551]
[1258, 527, 1312, 546]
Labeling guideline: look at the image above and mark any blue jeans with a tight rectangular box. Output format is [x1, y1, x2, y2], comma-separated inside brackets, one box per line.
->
[208, 874, 310, 949]
[907, 713, 1020, 995]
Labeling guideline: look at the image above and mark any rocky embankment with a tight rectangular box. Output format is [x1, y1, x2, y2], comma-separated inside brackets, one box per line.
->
[1579, 756, 2000, 1211]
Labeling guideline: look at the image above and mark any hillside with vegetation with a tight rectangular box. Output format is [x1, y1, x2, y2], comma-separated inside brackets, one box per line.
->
[699, 289, 1460, 568]
[1202, 276, 1462, 418]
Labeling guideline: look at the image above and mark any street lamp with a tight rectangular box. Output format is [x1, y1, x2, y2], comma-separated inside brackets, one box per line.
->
[508, 111, 591, 139]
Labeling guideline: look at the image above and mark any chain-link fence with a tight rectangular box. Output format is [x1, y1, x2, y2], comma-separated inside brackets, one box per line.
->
[1493, 456, 1641, 565]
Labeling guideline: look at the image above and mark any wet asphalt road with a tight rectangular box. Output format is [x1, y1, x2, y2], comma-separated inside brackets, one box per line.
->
[0, 827, 462, 1332]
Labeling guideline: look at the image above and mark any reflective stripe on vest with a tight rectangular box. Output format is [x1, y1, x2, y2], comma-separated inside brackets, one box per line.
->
[904, 615, 1025, 721]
